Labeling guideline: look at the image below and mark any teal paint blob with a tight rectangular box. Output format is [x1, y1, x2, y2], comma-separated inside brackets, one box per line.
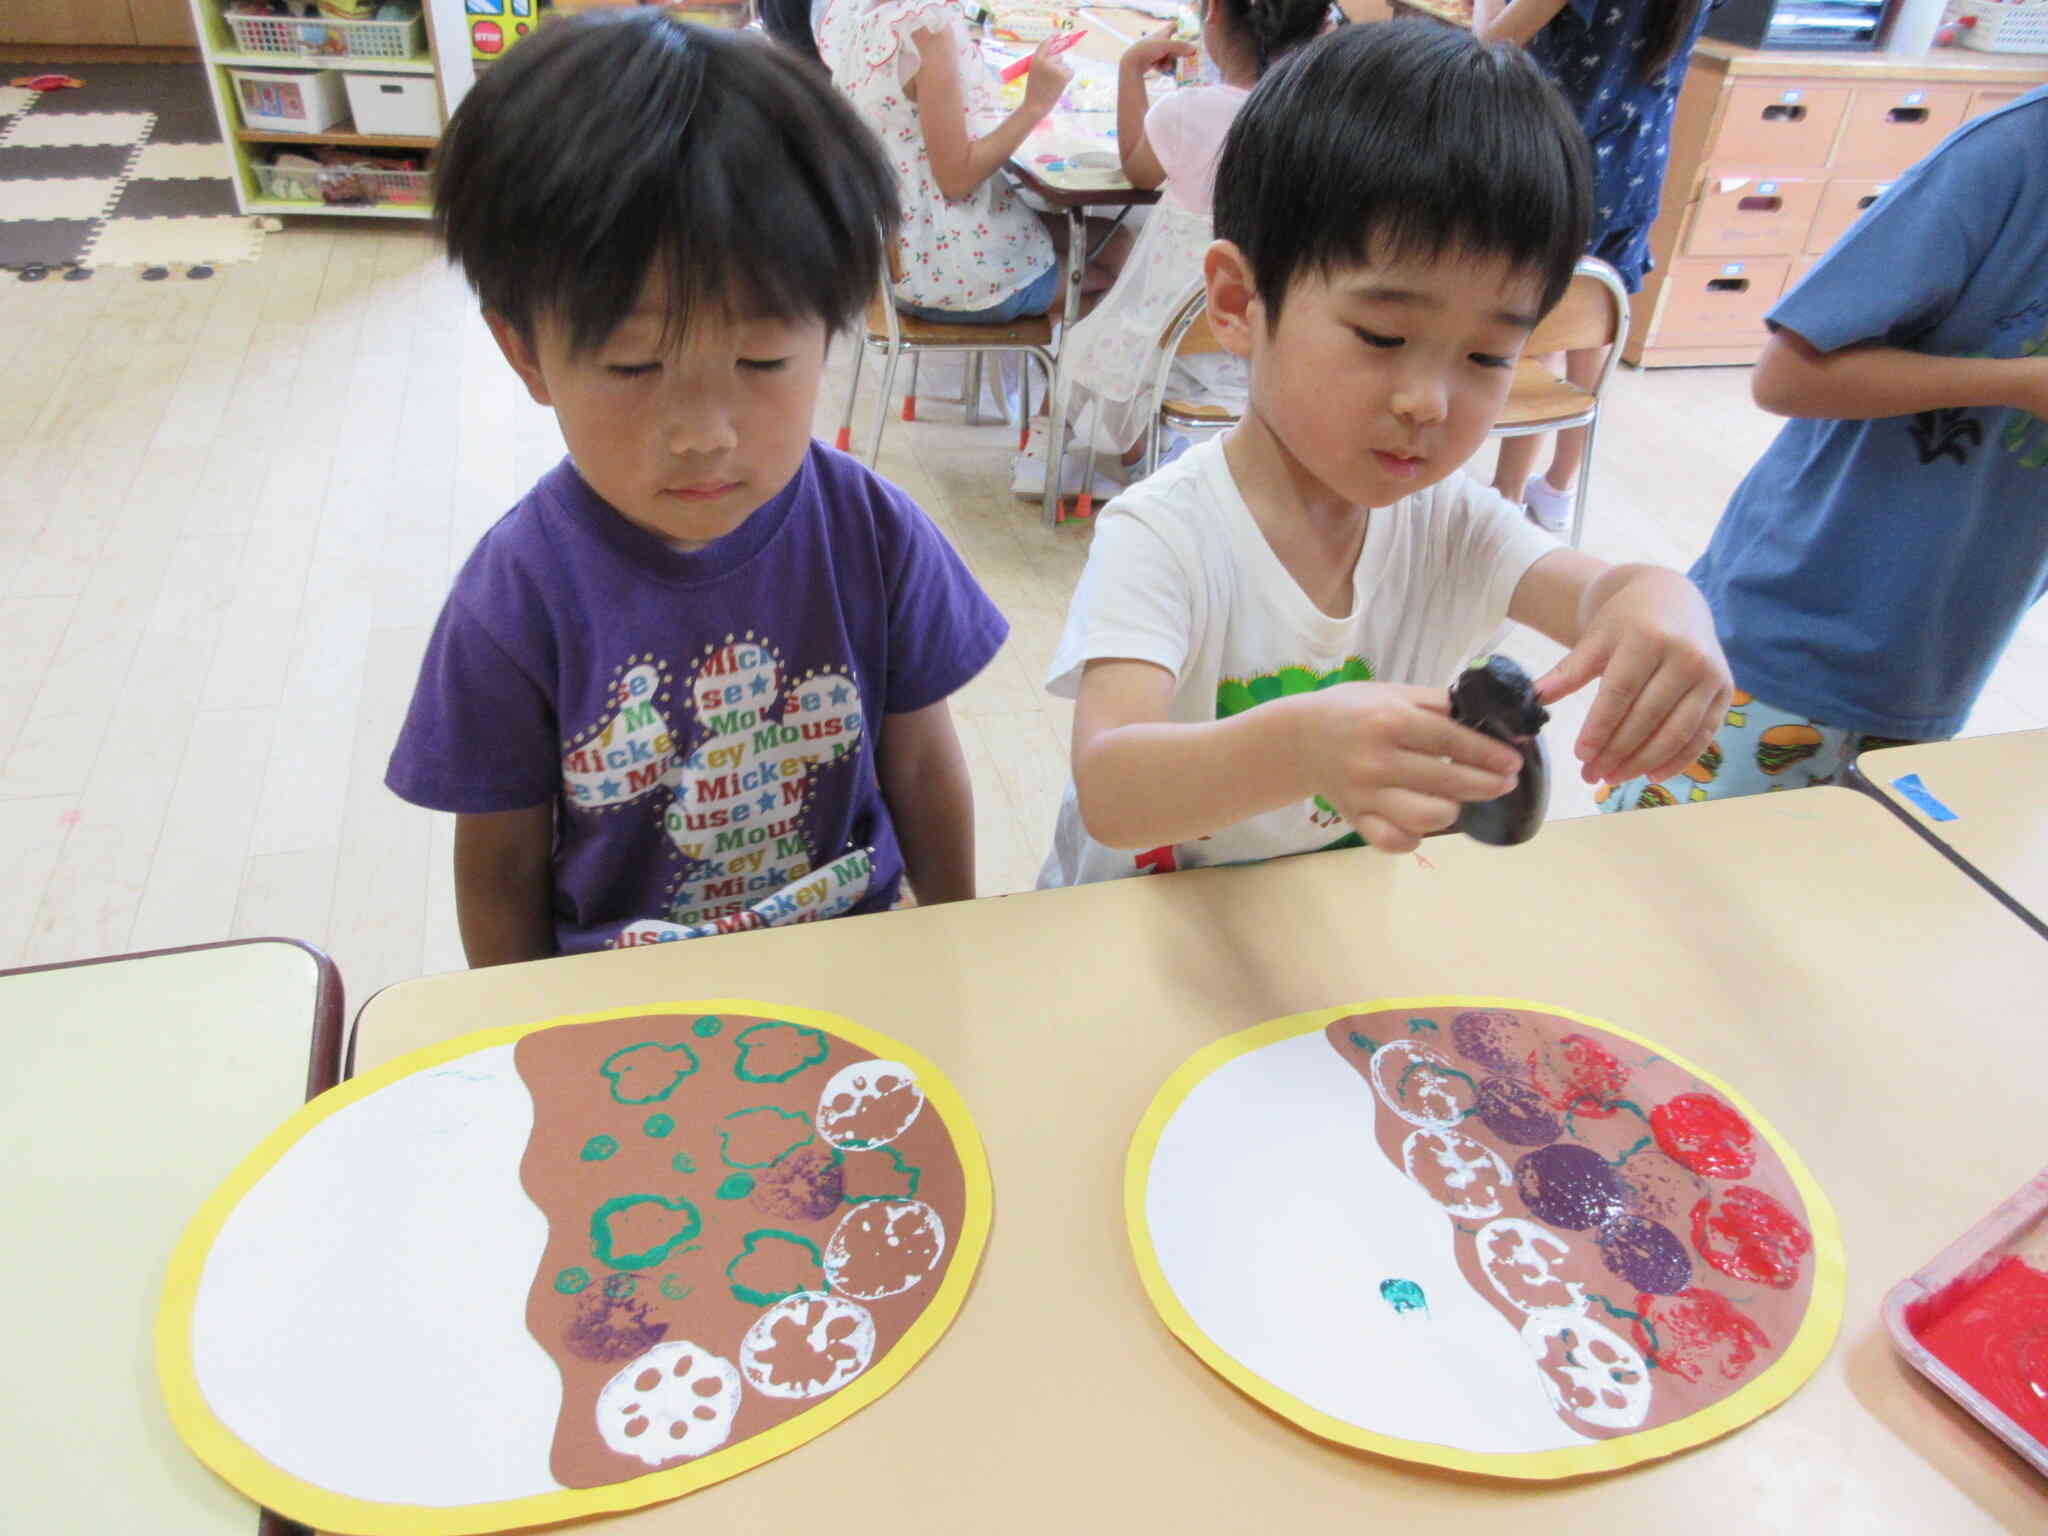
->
[643, 1113, 675, 1139]
[1380, 1277, 1428, 1316]
[717, 1173, 756, 1200]
[554, 1267, 591, 1295]
[580, 1135, 619, 1162]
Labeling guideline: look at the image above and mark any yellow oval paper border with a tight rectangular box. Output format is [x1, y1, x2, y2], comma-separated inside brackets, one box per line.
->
[157, 999, 993, 1535]
[1123, 995, 1844, 1480]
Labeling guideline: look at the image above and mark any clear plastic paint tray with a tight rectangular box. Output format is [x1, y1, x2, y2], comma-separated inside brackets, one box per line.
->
[1881, 1165, 2048, 1477]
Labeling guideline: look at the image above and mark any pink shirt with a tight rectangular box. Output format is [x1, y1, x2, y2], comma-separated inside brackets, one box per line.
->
[1144, 83, 1250, 214]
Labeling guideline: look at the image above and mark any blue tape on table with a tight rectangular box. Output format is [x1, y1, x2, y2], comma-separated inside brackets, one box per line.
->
[1891, 772, 1958, 823]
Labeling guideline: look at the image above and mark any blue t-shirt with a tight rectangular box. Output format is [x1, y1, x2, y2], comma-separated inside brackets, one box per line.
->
[387, 444, 1008, 951]
[1689, 87, 2048, 741]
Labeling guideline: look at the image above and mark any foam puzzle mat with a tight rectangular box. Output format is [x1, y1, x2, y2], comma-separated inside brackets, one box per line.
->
[0, 64, 263, 280]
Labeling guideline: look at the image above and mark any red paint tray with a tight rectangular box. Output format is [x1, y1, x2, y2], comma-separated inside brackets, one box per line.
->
[1881, 1165, 2048, 1477]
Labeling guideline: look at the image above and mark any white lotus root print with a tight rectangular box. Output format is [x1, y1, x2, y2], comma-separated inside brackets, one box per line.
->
[739, 1292, 877, 1400]
[1475, 1217, 1587, 1314]
[817, 1058, 925, 1149]
[594, 1340, 744, 1466]
[625, 636, 870, 941]
[562, 660, 681, 808]
[1401, 1128, 1511, 1219]
[1369, 1038, 1478, 1130]
[1521, 1308, 1652, 1431]
[824, 1199, 947, 1301]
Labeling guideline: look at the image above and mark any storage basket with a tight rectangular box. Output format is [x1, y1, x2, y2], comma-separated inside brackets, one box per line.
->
[224, 7, 425, 61]
[1956, 0, 2048, 52]
[253, 158, 430, 208]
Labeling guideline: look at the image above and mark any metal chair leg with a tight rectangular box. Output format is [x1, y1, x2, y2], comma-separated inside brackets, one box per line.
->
[965, 353, 983, 427]
[1569, 415, 1597, 549]
[835, 342, 865, 454]
[869, 346, 902, 467]
[901, 354, 920, 421]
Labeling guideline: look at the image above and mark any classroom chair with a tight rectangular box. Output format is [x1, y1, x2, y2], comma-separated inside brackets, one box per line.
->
[836, 246, 1062, 525]
[1127, 257, 1633, 548]
[1486, 256, 1631, 550]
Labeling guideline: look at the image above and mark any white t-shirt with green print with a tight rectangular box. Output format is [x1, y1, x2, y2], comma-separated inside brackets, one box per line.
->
[1038, 436, 1556, 887]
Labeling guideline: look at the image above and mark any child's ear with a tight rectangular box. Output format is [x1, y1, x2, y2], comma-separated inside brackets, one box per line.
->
[1202, 239, 1258, 360]
[485, 310, 554, 408]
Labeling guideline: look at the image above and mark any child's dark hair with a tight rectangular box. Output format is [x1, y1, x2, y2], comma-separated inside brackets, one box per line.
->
[433, 11, 896, 353]
[756, 0, 824, 67]
[1212, 0, 1329, 75]
[1214, 20, 1592, 318]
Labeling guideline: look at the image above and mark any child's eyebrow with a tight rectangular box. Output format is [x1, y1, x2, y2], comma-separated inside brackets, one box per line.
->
[1341, 281, 1540, 333]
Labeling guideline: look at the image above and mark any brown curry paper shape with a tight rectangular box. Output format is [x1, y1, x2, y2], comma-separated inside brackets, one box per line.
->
[517, 1009, 970, 1489]
[1125, 998, 1844, 1479]
[155, 1000, 990, 1536]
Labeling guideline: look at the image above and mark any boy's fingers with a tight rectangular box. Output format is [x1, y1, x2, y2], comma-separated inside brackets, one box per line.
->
[1587, 660, 1696, 782]
[1571, 643, 1652, 769]
[1641, 687, 1731, 785]
[1386, 750, 1520, 804]
[1533, 641, 1604, 707]
[1354, 814, 1420, 855]
[1401, 713, 1524, 778]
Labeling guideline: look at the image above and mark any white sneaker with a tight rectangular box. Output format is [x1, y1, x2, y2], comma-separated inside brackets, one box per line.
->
[1012, 429, 1126, 499]
[1523, 474, 1575, 534]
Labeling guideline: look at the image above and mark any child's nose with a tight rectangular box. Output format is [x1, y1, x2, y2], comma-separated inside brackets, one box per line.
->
[1390, 365, 1449, 427]
[664, 391, 739, 457]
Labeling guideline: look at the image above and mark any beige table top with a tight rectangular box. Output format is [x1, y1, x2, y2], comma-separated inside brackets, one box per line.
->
[351, 788, 2047, 1532]
[1858, 730, 2048, 939]
[1, 939, 341, 1536]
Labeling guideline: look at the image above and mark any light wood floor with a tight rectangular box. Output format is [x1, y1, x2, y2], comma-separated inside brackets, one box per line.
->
[4, 222, 2044, 1008]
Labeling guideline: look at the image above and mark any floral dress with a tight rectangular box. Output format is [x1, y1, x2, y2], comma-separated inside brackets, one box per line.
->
[1525, 0, 1715, 292]
[817, 0, 1055, 313]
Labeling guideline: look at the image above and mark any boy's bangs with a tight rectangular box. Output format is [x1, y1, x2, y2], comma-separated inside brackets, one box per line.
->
[1215, 21, 1593, 318]
[435, 13, 897, 353]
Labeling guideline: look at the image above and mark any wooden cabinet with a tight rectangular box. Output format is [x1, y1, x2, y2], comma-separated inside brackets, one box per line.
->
[185, 0, 474, 221]
[1626, 41, 2048, 368]
[0, 0, 141, 45]
[129, 0, 198, 47]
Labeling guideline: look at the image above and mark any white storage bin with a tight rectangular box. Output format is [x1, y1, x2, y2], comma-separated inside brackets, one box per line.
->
[224, 8, 425, 62]
[1956, 0, 2048, 52]
[343, 72, 442, 137]
[229, 67, 349, 134]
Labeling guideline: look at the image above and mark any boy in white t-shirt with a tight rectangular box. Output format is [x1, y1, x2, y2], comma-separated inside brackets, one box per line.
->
[1039, 20, 1732, 887]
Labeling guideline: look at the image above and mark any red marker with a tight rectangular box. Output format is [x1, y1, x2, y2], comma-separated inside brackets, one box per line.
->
[1001, 29, 1086, 84]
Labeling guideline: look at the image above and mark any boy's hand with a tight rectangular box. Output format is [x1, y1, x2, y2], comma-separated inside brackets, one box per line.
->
[1293, 683, 1524, 854]
[1533, 568, 1733, 787]
[1122, 23, 1196, 75]
[1023, 37, 1076, 114]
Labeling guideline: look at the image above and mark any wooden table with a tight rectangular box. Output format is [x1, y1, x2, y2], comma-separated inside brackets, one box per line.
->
[1854, 730, 2048, 941]
[351, 788, 2047, 1531]
[1, 939, 343, 1536]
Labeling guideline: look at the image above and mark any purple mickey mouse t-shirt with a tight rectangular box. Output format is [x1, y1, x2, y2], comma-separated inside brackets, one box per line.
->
[387, 444, 1007, 952]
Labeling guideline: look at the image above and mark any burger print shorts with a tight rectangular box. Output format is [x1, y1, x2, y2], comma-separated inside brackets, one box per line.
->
[1596, 689, 1925, 814]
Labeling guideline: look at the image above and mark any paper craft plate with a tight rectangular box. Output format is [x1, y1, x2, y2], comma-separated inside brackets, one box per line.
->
[1126, 997, 1843, 1479]
[158, 1001, 990, 1535]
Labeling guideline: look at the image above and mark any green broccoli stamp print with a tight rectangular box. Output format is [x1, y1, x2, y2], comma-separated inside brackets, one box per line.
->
[841, 1144, 922, 1204]
[726, 1229, 826, 1307]
[600, 1040, 700, 1104]
[590, 1194, 703, 1271]
[718, 1105, 817, 1169]
[733, 1019, 830, 1083]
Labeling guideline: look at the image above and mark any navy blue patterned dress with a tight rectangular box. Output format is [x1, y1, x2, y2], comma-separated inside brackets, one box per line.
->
[1525, 0, 1715, 292]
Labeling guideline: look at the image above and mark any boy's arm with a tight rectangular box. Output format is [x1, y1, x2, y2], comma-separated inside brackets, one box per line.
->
[877, 698, 978, 905]
[1071, 657, 1521, 856]
[1471, 0, 1571, 46]
[1511, 550, 1732, 787]
[453, 805, 556, 968]
[1753, 326, 2048, 422]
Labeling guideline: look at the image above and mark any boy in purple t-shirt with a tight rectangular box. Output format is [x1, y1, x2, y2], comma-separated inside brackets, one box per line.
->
[387, 12, 1007, 963]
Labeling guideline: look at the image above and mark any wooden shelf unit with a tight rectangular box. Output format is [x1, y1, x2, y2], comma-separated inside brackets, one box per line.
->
[1625, 39, 2048, 368]
[187, 0, 474, 219]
